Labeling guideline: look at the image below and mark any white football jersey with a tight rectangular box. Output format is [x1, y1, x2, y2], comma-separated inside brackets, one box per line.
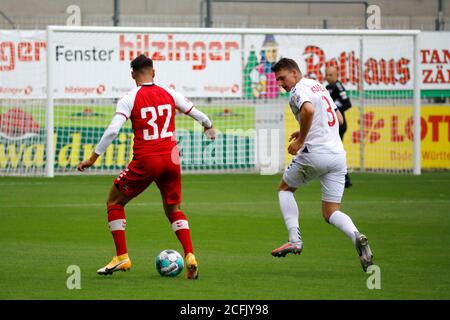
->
[289, 77, 345, 154]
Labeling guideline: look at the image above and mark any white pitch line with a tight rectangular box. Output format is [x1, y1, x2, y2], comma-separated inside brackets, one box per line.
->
[0, 178, 449, 187]
[1, 199, 449, 209]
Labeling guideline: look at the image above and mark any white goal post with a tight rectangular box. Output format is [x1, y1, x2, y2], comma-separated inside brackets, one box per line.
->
[0, 26, 421, 177]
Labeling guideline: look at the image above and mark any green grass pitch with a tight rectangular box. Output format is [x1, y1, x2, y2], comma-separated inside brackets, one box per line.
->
[1, 172, 449, 299]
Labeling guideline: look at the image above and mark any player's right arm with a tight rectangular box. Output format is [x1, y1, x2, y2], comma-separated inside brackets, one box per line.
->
[77, 95, 132, 171]
[288, 102, 314, 155]
[287, 88, 314, 155]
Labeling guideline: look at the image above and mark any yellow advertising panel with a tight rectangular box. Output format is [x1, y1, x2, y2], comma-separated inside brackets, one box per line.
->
[285, 105, 450, 170]
[419, 106, 450, 168]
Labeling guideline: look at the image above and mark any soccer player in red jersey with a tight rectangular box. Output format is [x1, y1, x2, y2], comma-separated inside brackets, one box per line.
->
[77, 55, 215, 279]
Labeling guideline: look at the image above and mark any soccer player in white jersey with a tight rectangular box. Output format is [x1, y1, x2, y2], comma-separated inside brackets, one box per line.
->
[270, 58, 373, 271]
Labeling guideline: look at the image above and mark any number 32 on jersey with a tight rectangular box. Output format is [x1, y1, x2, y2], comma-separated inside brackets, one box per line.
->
[141, 104, 173, 140]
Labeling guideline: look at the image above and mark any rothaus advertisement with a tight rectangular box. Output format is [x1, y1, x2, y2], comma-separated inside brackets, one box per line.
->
[243, 34, 414, 98]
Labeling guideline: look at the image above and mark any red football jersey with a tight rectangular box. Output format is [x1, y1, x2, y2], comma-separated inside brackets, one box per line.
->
[116, 83, 193, 157]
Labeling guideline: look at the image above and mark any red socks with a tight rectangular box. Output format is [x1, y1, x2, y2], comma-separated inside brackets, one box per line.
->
[168, 211, 193, 256]
[106, 206, 192, 258]
[107, 204, 127, 256]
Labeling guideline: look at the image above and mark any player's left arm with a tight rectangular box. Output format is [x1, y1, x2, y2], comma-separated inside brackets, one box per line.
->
[335, 108, 344, 126]
[329, 93, 344, 126]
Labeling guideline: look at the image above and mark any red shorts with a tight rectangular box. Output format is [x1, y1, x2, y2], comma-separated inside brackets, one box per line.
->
[114, 153, 182, 204]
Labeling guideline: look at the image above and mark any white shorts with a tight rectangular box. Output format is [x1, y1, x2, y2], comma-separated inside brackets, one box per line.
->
[283, 151, 347, 203]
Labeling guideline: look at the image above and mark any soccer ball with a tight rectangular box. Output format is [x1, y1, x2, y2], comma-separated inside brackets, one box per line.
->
[155, 249, 184, 277]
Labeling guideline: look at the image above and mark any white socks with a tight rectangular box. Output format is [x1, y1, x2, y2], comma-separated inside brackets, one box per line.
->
[329, 210, 358, 244]
[278, 192, 358, 245]
[278, 191, 302, 243]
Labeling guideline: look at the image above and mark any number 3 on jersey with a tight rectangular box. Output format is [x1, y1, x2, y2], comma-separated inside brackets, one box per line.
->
[322, 96, 337, 127]
[141, 104, 173, 140]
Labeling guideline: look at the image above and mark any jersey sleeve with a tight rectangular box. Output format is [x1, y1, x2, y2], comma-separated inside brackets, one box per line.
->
[115, 93, 134, 119]
[95, 114, 127, 155]
[289, 88, 312, 112]
[163, 86, 212, 128]
[166, 88, 194, 114]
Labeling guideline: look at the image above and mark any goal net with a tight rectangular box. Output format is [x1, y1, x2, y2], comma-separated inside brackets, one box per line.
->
[0, 27, 420, 176]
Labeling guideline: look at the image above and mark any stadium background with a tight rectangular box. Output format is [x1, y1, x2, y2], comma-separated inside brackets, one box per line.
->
[1, 0, 450, 30]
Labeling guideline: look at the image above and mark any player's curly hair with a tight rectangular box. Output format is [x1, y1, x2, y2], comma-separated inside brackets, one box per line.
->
[131, 54, 153, 72]
[271, 58, 301, 73]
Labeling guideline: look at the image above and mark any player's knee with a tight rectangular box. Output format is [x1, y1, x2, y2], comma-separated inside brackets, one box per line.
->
[106, 198, 127, 207]
[322, 208, 339, 223]
[164, 203, 181, 216]
[278, 182, 296, 192]
[106, 199, 118, 207]
[322, 211, 333, 223]
[106, 184, 130, 207]
[322, 201, 340, 223]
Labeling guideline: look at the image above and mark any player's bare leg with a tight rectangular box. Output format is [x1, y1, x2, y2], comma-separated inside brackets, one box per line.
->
[272, 179, 303, 257]
[163, 203, 198, 280]
[97, 185, 133, 275]
[323, 201, 373, 271]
